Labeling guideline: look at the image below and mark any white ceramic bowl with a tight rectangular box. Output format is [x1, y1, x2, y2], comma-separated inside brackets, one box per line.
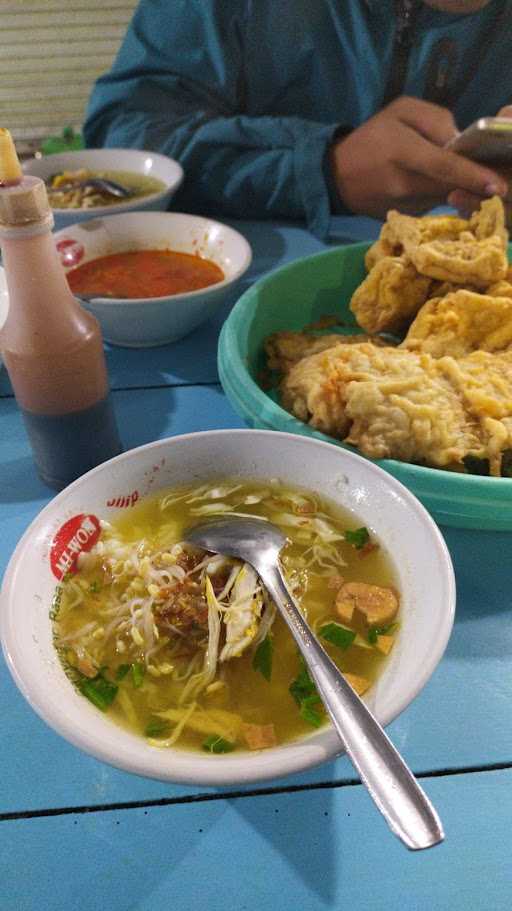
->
[51, 212, 252, 347]
[22, 148, 184, 229]
[0, 429, 455, 786]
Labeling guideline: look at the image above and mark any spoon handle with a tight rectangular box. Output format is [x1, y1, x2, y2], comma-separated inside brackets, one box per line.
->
[259, 562, 444, 851]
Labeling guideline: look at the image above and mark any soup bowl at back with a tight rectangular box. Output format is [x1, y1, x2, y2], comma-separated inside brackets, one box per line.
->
[50, 211, 252, 347]
[0, 429, 455, 786]
[22, 147, 184, 229]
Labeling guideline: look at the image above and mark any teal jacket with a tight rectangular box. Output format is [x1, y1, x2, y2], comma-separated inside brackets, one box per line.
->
[84, 0, 512, 237]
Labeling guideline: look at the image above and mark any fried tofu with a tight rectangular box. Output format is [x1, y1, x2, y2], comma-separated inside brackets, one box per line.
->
[402, 290, 512, 358]
[386, 197, 508, 288]
[349, 255, 432, 334]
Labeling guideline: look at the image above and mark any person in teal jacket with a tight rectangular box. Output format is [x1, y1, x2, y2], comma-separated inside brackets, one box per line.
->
[84, 0, 512, 238]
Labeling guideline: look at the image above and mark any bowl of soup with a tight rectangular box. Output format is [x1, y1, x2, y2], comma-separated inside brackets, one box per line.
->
[22, 148, 184, 228]
[51, 212, 252, 347]
[0, 429, 455, 785]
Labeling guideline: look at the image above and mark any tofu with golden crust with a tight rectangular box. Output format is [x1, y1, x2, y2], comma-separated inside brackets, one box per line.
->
[349, 256, 432, 334]
[402, 290, 512, 358]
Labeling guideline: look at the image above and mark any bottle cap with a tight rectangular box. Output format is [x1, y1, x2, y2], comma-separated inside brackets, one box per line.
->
[0, 128, 23, 185]
[0, 176, 53, 228]
[0, 128, 53, 230]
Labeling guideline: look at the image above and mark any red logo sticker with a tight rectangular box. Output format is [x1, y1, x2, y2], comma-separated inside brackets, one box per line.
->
[55, 237, 85, 269]
[50, 514, 101, 580]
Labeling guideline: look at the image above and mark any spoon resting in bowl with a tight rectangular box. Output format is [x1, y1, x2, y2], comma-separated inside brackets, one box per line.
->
[184, 514, 444, 852]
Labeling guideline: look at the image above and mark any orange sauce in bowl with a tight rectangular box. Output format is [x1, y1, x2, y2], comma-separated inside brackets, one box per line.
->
[67, 249, 225, 299]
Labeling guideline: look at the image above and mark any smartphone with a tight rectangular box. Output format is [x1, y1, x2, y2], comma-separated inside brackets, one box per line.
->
[445, 117, 512, 164]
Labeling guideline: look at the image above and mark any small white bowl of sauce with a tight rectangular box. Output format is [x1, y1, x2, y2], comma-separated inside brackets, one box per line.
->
[52, 211, 252, 347]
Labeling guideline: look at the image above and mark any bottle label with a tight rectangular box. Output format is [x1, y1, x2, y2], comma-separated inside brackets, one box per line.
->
[50, 513, 101, 579]
[55, 237, 84, 269]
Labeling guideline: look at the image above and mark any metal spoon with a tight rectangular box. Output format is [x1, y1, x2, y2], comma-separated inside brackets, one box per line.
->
[184, 515, 444, 851]
[47, 177, 133, 198]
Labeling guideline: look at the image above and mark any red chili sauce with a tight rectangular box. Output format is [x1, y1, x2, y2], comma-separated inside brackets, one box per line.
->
[67, 249, 225, 299]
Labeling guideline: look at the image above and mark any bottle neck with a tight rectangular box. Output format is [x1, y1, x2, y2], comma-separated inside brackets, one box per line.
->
[0, 224, 97, 354]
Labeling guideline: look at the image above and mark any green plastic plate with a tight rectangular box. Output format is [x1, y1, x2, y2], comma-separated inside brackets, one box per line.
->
[218, 242, 512, 530]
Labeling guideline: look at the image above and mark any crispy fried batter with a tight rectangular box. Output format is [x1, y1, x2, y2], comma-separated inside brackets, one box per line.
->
[281, 340, 512, 475]
[349, 256, 432, 334]
[264, 330, 385, 375]
[364, 223, 404, 270]
[386, 197, 508, 288]
[402, 290, 512, 358]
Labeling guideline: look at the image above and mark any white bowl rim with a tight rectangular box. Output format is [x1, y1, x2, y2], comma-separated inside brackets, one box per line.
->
[0, 428, 456, 786]
[53, 212, 253, 303]
[22, 148, 184, 218]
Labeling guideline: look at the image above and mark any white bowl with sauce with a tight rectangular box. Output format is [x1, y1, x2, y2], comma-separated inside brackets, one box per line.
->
[0, 429, 456, 786]
[21, 148, 184, 229]
[51, 212, 252, 347]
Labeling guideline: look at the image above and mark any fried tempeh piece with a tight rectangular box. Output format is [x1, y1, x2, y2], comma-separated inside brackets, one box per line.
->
[402, 290, 512, 358]
[349, 256, 432, 334]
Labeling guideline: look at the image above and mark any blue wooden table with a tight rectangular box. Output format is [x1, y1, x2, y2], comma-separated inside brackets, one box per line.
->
[1, 215, 512, 910]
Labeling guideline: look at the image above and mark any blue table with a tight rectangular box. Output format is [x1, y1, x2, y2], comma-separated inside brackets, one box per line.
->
[1, 215, 512, 910]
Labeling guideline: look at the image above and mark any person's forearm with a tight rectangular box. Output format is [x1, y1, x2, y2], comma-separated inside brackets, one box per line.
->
[85, 104, 341, 238]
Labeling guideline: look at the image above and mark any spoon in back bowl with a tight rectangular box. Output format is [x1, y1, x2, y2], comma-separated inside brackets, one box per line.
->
[184, 515, 444, 852]
[47, 177, 134, 198]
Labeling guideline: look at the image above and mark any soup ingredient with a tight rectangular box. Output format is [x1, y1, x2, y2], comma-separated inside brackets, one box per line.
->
[0, 129, 121, 491]
[46, 168, 165, 209]
[67, 249, 225, 299]
[52, 478, 399, 753]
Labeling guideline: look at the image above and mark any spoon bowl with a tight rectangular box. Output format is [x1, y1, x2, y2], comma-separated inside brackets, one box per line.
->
[185, 514, 445, 852]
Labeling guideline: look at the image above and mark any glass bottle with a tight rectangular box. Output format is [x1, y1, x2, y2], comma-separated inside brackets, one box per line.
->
[0, 129, 122, 490]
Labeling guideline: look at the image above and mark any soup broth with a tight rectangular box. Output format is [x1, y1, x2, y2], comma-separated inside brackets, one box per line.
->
[47, 168, 166, 209]
[52, 479, 399, 753]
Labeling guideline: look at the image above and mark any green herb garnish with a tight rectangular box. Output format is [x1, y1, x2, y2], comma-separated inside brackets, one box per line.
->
[344, 527, 370, 549]
[79, 672, 118, 712]
[202, 735, 235, 754]
[368, 622, 398, 645]
[299, 694, 323, 728]
[289, 661, 317, 706]
[145, 719, 171, 738]
[131, 662, 145, 688]
[89, 581, 101, 593]
[115, 664, 130, 680]
[252, 635, 274, 681]
[319, 622, 356, 651]
[290, 659, 325, 728]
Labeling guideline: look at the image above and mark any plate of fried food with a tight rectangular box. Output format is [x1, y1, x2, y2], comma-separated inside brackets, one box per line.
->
[218, 196, 512, 530]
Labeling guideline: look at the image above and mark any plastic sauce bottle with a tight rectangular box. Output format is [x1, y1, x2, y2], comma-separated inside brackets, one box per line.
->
[0, 128, 122, 490]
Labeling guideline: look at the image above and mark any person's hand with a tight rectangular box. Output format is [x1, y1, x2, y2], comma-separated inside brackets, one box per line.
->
[447, 105, 512, 216]
[330, 96, 508, 219]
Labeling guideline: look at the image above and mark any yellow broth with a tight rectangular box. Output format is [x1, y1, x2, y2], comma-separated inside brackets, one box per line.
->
[52, 478, 399, 753]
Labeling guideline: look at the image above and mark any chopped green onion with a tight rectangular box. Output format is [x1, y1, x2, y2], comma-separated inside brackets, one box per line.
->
[131, 662, 145, 688]
[289, 661, 317, 706]
[319, 622, 356, 651]
[299, 694, 323, 728]
[89, 581, 101, 593]
[203, 735, 235, 754]
[115, 664, 130, 681]
[145, 719, 171, 738]
[344, 527, 370, 549]
[368, 622, 398, 644]
[79, 673, 118, 712]
[252, 635, 274, 682]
